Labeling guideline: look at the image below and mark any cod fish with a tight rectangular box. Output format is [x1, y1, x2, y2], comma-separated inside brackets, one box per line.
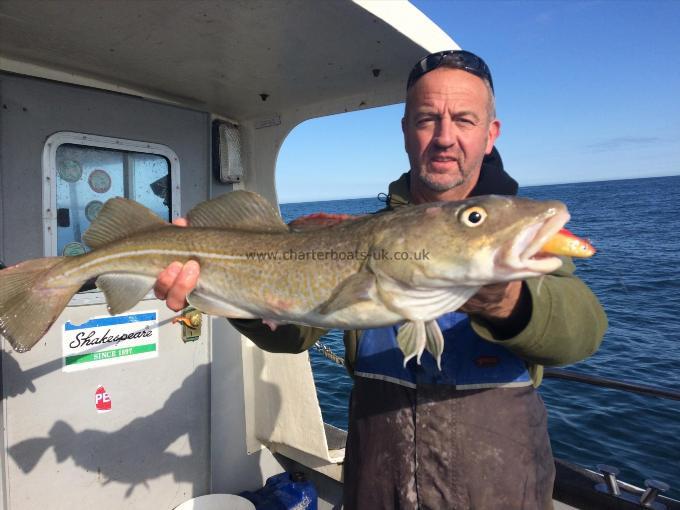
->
[1, 191, 577, 367]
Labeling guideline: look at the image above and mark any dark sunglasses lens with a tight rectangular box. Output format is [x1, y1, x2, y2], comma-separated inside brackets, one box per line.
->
[408, 54, 442, 88]
[408, 50, 492, 91]
[442, 52, 485, 76]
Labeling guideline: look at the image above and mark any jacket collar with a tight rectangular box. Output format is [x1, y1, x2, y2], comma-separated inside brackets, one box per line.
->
[386, 147, 518, 210]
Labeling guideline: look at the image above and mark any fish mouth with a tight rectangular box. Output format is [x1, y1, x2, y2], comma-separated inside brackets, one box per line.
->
[505, 207, 571, 275]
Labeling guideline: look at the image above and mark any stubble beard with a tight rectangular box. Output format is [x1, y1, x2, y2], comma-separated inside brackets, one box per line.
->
[416, 163, 471, 192]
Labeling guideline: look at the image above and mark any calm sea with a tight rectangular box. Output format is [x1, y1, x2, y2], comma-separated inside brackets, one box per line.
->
[280, 175, 680, 498]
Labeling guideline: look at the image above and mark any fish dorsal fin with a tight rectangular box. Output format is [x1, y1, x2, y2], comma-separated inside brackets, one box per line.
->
[83, 198, 167, 249]
[187, 190, 287, 232]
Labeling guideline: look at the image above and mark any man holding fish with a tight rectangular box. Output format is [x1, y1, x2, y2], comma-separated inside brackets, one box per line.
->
[152, 50, 607, 509]
[0, 49, 594, 509]
[0, 50, 604, 509]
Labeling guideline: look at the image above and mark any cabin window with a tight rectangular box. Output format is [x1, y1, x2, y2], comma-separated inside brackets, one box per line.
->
[43, 132, 181, 259]
[54, 144, 170, 256]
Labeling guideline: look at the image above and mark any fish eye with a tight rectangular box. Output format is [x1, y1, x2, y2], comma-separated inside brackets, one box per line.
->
[460, 206, 487, 227]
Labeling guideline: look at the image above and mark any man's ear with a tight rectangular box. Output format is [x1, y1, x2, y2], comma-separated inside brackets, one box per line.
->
[401, 116, 409, 153]
[485, 119, 501, 154]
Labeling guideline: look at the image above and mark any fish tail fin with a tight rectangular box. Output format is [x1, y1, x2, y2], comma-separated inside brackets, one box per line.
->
[0, 258, 82, 352]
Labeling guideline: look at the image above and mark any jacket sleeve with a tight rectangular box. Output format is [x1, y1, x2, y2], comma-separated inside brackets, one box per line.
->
[469, 257, 608, 367]
[228, 319, 326, 354]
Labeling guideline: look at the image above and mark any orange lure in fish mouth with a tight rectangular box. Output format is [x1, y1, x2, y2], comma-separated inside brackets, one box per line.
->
[540, 228, 596, 258]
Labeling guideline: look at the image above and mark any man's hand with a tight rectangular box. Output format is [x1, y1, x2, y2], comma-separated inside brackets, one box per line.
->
[460, 280, 531, 338]
[153, 218, 200, 311]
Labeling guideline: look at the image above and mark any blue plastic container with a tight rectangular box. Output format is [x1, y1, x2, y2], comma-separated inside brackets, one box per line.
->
[240, 472, 318, 510]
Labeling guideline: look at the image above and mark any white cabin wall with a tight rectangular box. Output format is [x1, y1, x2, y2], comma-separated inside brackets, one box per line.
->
[209, 320, 285, 495]
[0, 73, 219, 509]
[0, 73, 211, 263]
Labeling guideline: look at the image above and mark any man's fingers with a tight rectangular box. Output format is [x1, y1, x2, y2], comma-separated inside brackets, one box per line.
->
[154, 262, 183, 300]
[153, 259, 200, 312]
[460, 281, 524, 322]
[173, 217, 188, 227]
[460, 282, 514, 314]
[165, 260, 200, 312]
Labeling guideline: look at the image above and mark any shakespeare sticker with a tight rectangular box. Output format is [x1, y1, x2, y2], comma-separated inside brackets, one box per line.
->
[62, 311, 159, 372]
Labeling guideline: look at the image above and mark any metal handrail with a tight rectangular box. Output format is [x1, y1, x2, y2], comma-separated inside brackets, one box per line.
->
[543, 368, 680, 401]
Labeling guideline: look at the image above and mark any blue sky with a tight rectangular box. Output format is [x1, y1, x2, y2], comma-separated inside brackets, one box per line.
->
[276, 0, 680, 203]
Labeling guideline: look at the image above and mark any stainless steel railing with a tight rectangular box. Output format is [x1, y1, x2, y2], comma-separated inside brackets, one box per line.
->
[543, 367, 680, 401]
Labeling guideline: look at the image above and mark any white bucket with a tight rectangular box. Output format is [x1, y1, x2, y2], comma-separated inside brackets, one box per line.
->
[174, 494, 256, 510]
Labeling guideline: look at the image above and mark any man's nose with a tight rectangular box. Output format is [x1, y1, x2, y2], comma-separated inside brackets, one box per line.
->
[434, 120, 456, 147]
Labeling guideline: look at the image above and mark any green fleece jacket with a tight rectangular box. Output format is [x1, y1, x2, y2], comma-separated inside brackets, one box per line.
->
[230, 173, 607, 385]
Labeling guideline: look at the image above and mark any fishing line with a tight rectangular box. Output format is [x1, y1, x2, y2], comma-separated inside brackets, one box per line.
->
[536, 275, 545, 296]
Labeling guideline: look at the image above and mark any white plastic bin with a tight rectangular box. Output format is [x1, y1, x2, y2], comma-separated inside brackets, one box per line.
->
[174, 494, 256, 510]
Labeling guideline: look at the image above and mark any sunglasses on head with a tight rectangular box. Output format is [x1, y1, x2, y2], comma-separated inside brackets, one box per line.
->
[406, 50, 494, 93]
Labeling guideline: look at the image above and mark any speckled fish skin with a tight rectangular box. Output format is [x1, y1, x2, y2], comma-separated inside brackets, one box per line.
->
[0, 191, 570, 362]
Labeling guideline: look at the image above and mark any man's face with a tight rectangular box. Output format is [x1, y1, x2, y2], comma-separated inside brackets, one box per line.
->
[402, 68, 500, 202]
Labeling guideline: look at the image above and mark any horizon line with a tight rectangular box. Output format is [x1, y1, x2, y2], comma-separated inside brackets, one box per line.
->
[279, 172, 680, 205]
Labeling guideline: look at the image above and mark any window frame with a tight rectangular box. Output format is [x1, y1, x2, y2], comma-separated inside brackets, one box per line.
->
[42, 132, 181, 304]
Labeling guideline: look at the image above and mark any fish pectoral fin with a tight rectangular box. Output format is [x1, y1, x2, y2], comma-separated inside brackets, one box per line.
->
[187, 291, 257, 319]
[83, 198, 167, 249]
[96, 274, 157, 315]
[396, 320, 427, 367]
[316, 272, 378, 315]
[186, 190, 288, 232]
[425, 320, 445, 370]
